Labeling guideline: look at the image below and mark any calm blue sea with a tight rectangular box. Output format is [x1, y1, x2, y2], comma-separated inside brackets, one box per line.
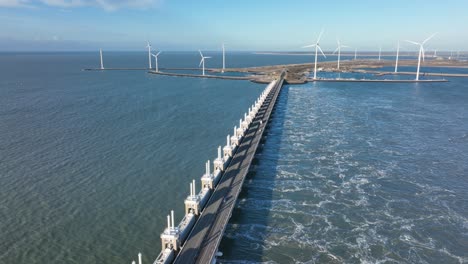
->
[1, 52, 467, 263]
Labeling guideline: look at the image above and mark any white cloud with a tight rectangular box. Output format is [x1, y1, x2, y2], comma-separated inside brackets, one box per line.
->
[40, 0, 85, 8]
[0, 0, 32, 7]
[0, 0, 162, 10]
[95, 0, 160, 11]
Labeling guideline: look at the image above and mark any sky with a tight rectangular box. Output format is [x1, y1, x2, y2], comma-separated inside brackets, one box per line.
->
[1, 0, 467, 51]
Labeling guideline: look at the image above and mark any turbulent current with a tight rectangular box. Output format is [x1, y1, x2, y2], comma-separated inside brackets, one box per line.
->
[220, 82, 468, 263]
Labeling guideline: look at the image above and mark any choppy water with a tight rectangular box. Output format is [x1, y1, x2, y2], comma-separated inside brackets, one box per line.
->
[1, 52, 467, 264]
[220, 79, 468, 263]
[0, 52, 265, 263]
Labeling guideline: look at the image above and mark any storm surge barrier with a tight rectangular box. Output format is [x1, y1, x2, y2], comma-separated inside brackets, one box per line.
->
[129, 70, 285, 264]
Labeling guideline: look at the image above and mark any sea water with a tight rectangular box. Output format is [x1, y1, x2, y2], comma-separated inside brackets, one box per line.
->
[220, 76, 468, 263]
[1, 52, 467, 263]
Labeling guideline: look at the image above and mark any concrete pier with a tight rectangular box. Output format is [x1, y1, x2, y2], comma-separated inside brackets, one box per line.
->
[148, 70, 252, 81]
[173, 71, 285, 264]
[307, 78, 448, 83]
[131, 72, 285, 264]
[364, 70, 468, 78]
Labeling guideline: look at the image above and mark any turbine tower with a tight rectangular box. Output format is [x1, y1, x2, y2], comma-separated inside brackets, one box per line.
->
[222, 43, 226, 73]
[333, 38, 349, 70]
[395, 41, 400, 73]
[146, 41, 152, 69]
[99, 48, 104, 70]
[199, 50, 211, 76]
[302, 29, 326, 80]
[406, 33, 437, 80]
[354, 48, 357, 60]
[378, 46, 382, 61]
[151, 51, 162, 72]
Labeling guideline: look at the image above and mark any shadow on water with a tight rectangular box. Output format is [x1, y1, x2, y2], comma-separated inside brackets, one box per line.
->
[218, 85, 290, 262]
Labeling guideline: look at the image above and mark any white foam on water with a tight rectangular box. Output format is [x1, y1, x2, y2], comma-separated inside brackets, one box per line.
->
[221, 84, 468, 263]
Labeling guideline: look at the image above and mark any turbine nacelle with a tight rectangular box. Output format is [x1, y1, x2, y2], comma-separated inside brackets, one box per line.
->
[333, 38, 350, 70]
[198, 50, 211, 67]
[151, 51, 162, 58]
[301, 29, 326, 80]
[405, 33, 437, 80]
[333, 41, 350, 54]
[302, 43, 326, 58]
[198, 50, 211, 75]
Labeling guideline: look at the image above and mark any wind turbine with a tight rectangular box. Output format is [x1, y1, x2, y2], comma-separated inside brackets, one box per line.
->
[395, 41, 400, 73]
[302, 29, 326, 80]
[354, 48, 357, 60]
[199, 50, 211, 76]
[333, 38, 350, 70]
[151, 51, 162, 72]
[99, 48, 104, 70]
[146, 41, 152, 69]
[406, 33, 437, 80]
[222, 43, 226, 73]
[378, 46, 382, 61]
[433, 49, 437, 58]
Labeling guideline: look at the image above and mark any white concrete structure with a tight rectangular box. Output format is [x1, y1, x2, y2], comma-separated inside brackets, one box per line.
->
[213, 146, 226, 172]
[154, 248, 174, 264]
[184, 180, 209, 215]
[201, 160, 221, 189]
[237, 119, 245, 137]
[231, 126, 241, 146]
[223, 134, 234, 160]
[160, 210, 179, 250]
[241, 113, 249, 130]
[152, 80, 280, 264]
[160, 211, 195, 251]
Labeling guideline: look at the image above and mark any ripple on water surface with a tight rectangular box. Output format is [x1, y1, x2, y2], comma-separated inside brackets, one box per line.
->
[220, 81, 468, 263]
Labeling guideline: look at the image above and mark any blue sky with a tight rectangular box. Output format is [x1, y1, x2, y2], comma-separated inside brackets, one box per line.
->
[1, 0, 467, 51]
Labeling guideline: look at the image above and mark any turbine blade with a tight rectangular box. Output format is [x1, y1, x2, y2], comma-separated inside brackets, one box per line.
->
[423, 32, 437, 44]
[421, 46, 426, 61]
[156, 51, 162, 56]
[204, 56, 212, 59]
[199, 50, 203, 57]
[199, 58, 204, 67]
[405, 40, 419, 45]
[333, 47, 339, 54]
[317, 45, 326, 58]
[317, 29, 324, 43]
[302, 44, 316, 48]
[341, 45, 350, 48]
